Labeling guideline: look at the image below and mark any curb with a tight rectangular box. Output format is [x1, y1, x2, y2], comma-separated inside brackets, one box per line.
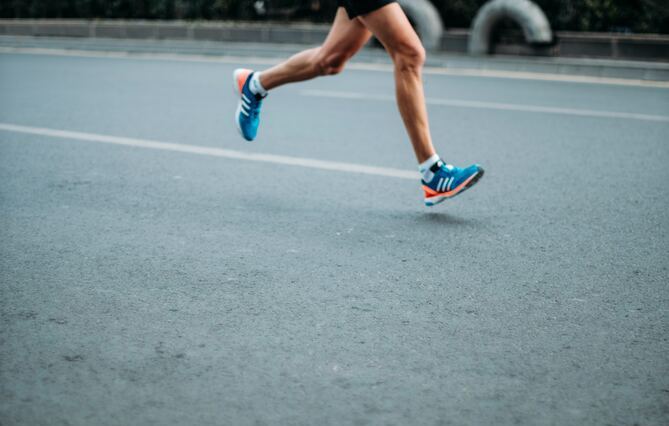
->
[2, 35, 668, 82]
[1, 19, 668, 63]
[0, 19, 330, 45]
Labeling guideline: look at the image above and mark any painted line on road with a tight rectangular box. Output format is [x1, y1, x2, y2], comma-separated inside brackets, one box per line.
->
[0, 123, 417, 180]
[301, 89, 669, 123]
[0, 46, 282, 66]
[421, 66, 669, 89]
[1, 46, 668, 89]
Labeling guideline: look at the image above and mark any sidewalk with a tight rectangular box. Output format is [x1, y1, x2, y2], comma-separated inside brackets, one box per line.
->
[2, 35, 669, 82]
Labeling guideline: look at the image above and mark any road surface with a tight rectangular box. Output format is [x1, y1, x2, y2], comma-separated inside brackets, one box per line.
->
[1, 48, 668, 425]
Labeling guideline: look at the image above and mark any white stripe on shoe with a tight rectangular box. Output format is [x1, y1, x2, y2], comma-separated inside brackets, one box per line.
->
[437, 177, 445, 192]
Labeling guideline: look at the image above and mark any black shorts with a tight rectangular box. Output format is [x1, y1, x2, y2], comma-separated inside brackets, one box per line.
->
[336, 0, 397, 18]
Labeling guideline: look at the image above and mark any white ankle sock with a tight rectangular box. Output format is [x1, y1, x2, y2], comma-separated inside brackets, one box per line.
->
[249, 72, 268, 97]
[419, 154, 441, 182]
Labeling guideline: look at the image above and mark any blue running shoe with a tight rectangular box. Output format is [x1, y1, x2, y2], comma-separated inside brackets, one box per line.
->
[233, 68, 265, 141]
[422, 161, 484, 206]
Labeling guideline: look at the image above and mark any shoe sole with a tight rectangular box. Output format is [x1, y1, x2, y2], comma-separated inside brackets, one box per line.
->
[424, 168, 485, 206]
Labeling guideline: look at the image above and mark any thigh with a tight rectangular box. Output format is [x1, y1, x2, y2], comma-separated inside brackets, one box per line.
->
[356, 2, 421, 55]
[321, 7, 372, 57]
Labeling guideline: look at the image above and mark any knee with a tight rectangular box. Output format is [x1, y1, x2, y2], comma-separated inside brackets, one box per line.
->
[392, 42, 426, 73]
[313, 48, 349, 76]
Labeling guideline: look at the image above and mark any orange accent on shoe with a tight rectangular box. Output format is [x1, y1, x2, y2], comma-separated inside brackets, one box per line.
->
[422, 172, 479, 200]
[236, 69, 252, 94]
[450, 173, 478, 195]
[423, 185, 438, 197]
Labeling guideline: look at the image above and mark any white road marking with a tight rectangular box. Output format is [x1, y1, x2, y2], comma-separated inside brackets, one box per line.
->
[0, 123, 416, 180]
[0, 46, 281, 66]
[1, 46, 668, 89]
[421, 66, 669, 89]
[301, 89, 669, 123]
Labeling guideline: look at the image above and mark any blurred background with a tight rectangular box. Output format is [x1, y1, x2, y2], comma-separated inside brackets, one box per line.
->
[1, 0, 668, 34]
[1, 0, 668, 62]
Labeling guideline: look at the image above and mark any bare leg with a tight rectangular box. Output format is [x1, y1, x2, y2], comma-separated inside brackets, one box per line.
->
[358, 4, 436, 163]
[259, 8, 372, 90]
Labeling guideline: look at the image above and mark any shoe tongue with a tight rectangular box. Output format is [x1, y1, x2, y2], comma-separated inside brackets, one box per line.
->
[429, 160, 443, 173]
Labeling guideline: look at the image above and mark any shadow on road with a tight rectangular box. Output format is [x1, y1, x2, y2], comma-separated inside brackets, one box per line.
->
[414, 211, 482, 227]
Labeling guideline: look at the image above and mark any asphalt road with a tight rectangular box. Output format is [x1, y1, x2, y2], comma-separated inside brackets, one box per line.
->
[1, 49, 668, 425]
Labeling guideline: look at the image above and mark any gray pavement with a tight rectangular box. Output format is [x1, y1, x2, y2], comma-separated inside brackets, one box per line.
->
[3, 35, 669, 81]
[0, 48, 668, 425]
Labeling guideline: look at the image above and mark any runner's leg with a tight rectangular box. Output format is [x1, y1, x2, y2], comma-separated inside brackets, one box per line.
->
[357, 3, 436, 163]
[259, 8, 372, 90]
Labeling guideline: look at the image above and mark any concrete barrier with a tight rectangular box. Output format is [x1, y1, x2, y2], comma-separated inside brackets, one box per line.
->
[0, 19, 667, 62]
[0, 19, 330, 45]
[469, 0, 552, 55]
